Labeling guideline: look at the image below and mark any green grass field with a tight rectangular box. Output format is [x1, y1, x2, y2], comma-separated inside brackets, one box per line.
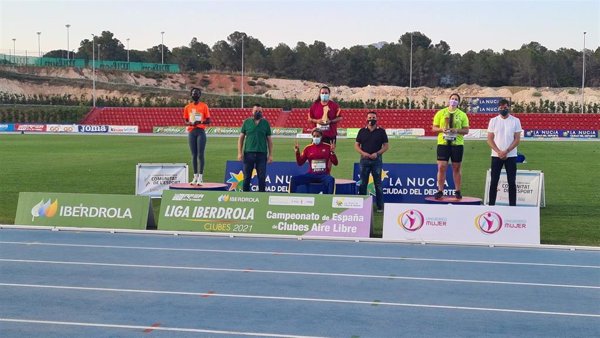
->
[1, 134, 598, 246]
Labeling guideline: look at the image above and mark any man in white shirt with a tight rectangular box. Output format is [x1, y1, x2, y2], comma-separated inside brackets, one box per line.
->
[487, 99, 523, 206]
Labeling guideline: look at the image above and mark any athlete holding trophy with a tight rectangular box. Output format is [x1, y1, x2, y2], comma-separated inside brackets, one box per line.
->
[183, 87, 211, 185]
[308, 86, 342, 144]
[431, 93, 469, 199]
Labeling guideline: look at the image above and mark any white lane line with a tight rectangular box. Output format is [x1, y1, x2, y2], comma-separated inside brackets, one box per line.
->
[1, 258, 598, 289]
[1, 283, 599, 318]
[1, 241, 598, 269]
[0, 318, 326, 337]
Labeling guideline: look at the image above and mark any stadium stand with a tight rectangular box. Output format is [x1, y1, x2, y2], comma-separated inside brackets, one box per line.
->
[81, 107, 600, 134]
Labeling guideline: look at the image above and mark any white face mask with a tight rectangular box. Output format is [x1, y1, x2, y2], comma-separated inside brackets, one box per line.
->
[313, 137, 321, 145]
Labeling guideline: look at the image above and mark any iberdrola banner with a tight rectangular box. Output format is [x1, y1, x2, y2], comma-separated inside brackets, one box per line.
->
[15, 192, 154, 230]
[159, 190, 373, 238]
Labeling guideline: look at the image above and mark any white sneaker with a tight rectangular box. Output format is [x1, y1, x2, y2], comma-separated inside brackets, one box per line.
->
[197, 174, 203, 185]
[190, 174, 198, 185]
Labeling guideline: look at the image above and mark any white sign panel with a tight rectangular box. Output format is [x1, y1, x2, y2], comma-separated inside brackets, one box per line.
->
[383, 203, 540, 245]
[484, 169, 545, 207]
[136, 163, 188, 197]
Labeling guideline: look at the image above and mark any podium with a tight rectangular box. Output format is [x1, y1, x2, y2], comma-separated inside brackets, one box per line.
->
[424, 196, 482, 205]
[169, 183, 228, 191]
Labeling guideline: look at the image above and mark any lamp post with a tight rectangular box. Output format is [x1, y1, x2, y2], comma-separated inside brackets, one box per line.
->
[97, 44, 101, 63]
[161, 31, 165, 64]
[12, 38, 16, 63]
[241, 35, 244, 108]
[37, 32, 41, 57]
[409, 32, 413, 110]
[582, 31, 586, 113]
[92, 34, 96, 107]
[126, 38, 130, 62]
[66, 24, 71, 59]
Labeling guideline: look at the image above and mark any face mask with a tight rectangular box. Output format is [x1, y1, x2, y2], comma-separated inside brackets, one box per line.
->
[368, 119, 377, 126]
[254, 111, 263, 120]
[320, 94, 330, 102]
[499, 109, 509, 116]
[313, 137, 321, 145]
[449, 99, 459, 107]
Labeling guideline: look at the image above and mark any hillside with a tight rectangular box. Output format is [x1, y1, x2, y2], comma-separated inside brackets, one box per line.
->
[1, 66, 598, 107]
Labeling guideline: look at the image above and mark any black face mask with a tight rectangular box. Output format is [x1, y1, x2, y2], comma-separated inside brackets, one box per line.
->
[254, 111, 263, 120]
[499, 109, 509, 116]
[368, 119, 377, 126]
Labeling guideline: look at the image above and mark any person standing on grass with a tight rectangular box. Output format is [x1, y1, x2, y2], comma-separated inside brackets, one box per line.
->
[355, 111, 389, 212]
[487, 99, 522, 206]
[431, 93, 469, 200]
[308, 86, 342, 144]
[237, 104, 273, 192]
[183, 87, 210, 185]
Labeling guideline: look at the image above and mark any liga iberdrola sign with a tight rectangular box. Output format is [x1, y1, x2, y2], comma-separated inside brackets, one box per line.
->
[15, 192, 154, 229]
[159, 190, 373, 238]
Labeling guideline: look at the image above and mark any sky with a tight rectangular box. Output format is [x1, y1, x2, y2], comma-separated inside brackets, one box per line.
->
[1, 0, 598, 57]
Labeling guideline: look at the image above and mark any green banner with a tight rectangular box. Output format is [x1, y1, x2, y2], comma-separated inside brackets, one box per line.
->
[153, 126, 187, 134]
[15, 192, 154, 230]
[346, 128, 360, 138]
[271, 128, 302, 136]
[159, 190, 372, 238]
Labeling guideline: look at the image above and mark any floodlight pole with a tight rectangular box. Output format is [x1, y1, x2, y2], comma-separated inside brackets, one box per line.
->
[92, 34, 96, 107]
[409, 33, 413, 110]
[37, 32, 41, 57]
[582, 31, 586, 113]
[66, 24, 71, 60]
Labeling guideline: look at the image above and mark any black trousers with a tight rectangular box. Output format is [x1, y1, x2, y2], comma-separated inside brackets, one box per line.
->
[488, 156, 517, 206]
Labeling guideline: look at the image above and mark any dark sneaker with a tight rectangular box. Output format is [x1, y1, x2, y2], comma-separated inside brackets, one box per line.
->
[455, 190, 463, 199]
[434, 190, 444, 200]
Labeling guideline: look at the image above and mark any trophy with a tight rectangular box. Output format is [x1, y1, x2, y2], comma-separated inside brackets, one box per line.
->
[189, 109, 202, 124]
[319, 106, 330, 130]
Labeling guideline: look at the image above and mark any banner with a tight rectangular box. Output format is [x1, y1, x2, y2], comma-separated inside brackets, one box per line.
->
[15, 192, 154, 230]
[108, 125, 138, 134]
[383, 203, 540, 245]
[467, 97, 507, 113]
[484, 169, 545, 207]
[136, 163, 188, 197]
[15, 124, 46, 132]
[153, 126, 187, 134]
[0, 124, 15, 132]
[224, 161, 308, 193]
[353, 163, 454, 203]
[46, 124, 78, 133]
[78, 125, 109, 133]
[159, 190, 373, 238]
[386, 128, 425, 138]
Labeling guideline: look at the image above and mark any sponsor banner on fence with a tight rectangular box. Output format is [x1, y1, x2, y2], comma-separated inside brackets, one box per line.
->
[205, 127, 241, 135]
[224, 161, 308, 193]
[159, 190, 372, 238]
[272, 128, 303, 136]
[484, 169, 545, 207]
[385, 128, 425, 138]
[135, 163, 189, 197]
[153, 126, 187, 134]
[15, 192, 154, 229]
[46, 124, 78, 133]
[78, 125, 109, 133]
[353, 163, 454, 203]
[15, 124, 46, 132]
[524, 129, 599, 138]
[0, 123, 15, 132]
[383, 203, 540, 245]
[109, 125, 139, 134]
[467, 97, 507, 113]
[566, 130, 598, 138]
